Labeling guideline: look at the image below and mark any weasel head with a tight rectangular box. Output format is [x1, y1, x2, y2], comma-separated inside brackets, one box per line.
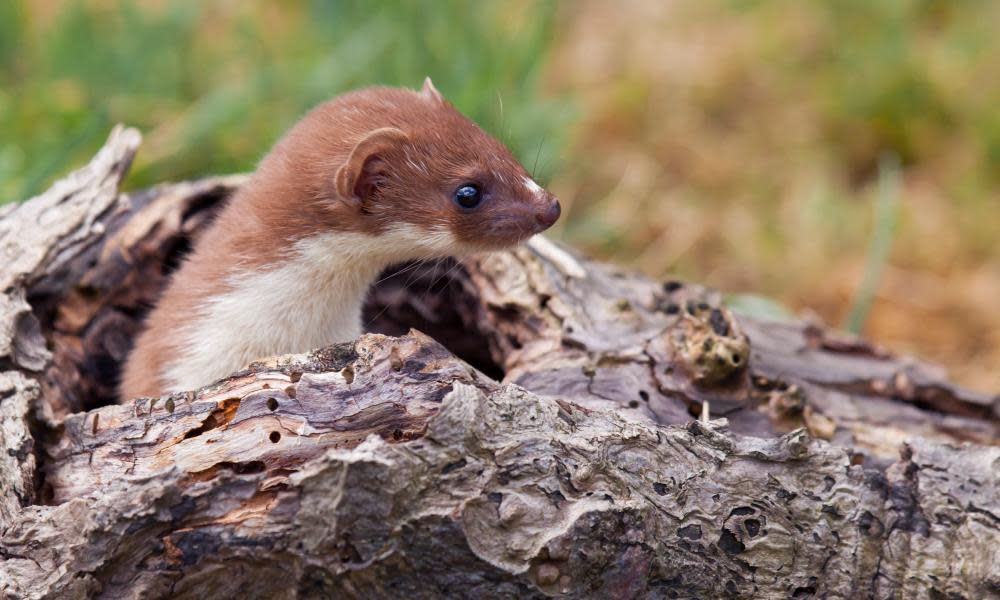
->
[272, 78, 560, 260]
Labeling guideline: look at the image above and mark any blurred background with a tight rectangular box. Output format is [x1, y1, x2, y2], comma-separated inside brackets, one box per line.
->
[1, 0, 997, 392]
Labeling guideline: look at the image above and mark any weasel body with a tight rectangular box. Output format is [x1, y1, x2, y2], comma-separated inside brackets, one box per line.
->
[120, 79, 560, 400]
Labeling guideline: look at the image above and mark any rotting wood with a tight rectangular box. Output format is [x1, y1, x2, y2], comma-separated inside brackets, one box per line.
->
[1, 127, 998, 599]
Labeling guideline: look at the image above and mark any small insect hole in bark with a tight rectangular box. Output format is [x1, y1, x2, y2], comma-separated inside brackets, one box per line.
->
[269, 431, 281, 443]
[709, 308, 730, 336]
[267, 397, 279, 411]
[390, 349, 404, 371]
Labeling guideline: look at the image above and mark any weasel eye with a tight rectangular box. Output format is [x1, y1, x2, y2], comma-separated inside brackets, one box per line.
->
[453, 184, 483, 209]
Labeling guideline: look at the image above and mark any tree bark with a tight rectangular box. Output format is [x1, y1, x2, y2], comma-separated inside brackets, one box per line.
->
[1, 127, 998, 599]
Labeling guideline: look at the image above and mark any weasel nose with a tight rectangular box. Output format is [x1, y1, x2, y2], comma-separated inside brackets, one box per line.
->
[534, 199, 561, 230]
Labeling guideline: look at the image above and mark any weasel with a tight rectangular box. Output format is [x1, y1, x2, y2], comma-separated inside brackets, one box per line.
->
[120, 78, 560, 400]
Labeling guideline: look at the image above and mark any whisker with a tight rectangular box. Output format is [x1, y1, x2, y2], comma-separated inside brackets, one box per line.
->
[532, 134, 546, 179]
[365, 259, 429, 328]
[406, 257, 437, 291]
[423, 258, 464, 303]
[497, 90, 506, 143]
[364, 301, 393, 330]
[371, 260, 421, 288]
[537, 140, 559, 184]
[413, 257, 450, 312]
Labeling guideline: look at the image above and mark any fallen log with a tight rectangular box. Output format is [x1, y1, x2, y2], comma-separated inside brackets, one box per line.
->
[1, 127, 997, 599]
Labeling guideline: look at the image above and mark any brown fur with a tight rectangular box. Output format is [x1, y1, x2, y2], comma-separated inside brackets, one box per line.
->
[120, 80, 559, 400]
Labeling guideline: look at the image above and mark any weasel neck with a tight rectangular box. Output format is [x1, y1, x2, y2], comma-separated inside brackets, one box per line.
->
[161, 231, 396, 393]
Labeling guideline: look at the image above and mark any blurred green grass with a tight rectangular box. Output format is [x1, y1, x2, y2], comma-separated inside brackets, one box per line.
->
[0, 0, 571, 203]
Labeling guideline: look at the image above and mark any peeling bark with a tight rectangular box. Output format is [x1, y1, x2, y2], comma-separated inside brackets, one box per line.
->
[1, 127, 998, 599]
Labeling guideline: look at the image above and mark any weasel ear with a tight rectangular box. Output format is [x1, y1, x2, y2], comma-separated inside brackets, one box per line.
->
[335, 127, 409, 207]
[421, 76, 445, 103]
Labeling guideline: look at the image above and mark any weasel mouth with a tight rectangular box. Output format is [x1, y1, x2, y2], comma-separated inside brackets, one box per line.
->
[475, 218, 542, 249]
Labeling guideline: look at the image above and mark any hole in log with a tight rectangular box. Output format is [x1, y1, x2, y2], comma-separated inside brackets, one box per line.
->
[22, 180, 512, 497]
[27, 184, 231, 415]
[25, 182, 508, 412]
[267, 397, 279, 411]
[365, 259, 505, 380]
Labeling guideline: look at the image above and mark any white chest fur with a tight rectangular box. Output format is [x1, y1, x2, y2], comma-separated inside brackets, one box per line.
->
[159, 228, 450, 394]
